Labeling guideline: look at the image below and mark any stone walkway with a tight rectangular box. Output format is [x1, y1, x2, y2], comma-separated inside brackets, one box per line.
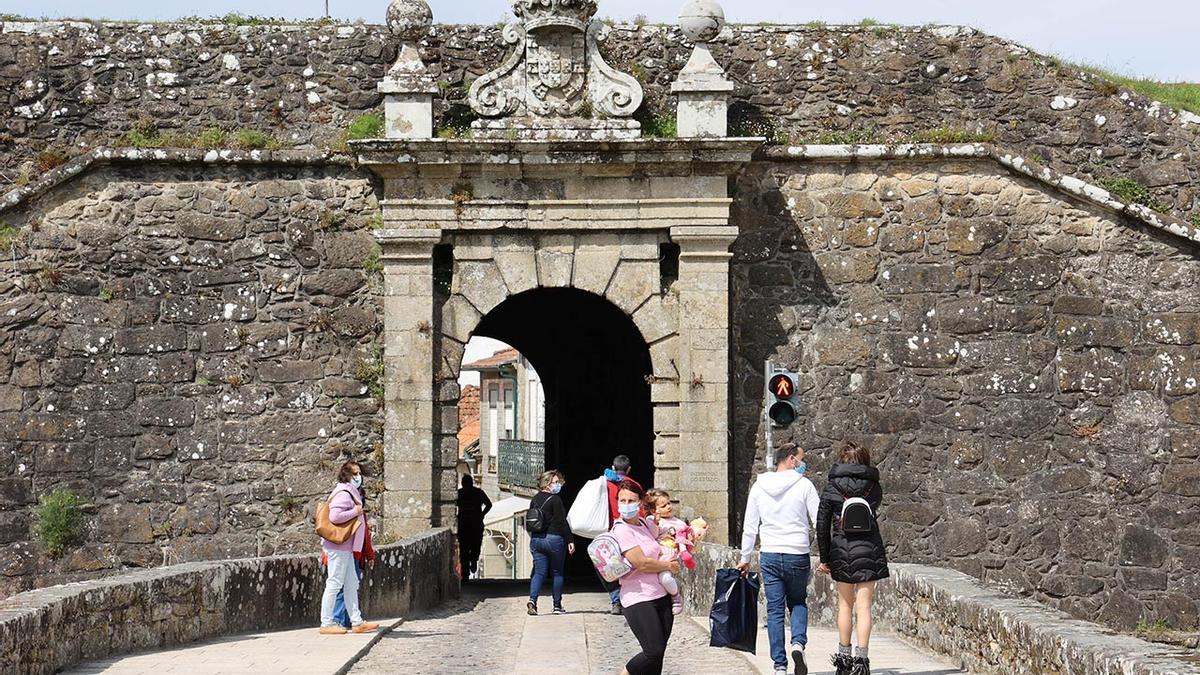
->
[63, 618, 401, 675]
[65, 580, 968, 675]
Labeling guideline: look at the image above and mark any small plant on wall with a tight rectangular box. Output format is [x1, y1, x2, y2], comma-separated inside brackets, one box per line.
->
[36, 488, 85, 556]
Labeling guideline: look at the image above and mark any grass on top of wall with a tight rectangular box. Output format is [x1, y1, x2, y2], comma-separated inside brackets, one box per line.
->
[1065, 62, 1200, 115]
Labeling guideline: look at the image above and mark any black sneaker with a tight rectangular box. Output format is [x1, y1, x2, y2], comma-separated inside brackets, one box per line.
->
[553, 606, 566, 615]
[830, 653, 852, 675]
[526, 601, 537, 616]
[849, 656, 870, 675]
[610, 602, 623, 615]
[791, 644, 807, 675]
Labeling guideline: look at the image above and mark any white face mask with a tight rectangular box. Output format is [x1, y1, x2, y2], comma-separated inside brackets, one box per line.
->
[350, 475, 363, 489]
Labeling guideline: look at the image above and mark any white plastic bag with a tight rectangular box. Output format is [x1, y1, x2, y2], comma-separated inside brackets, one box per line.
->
[568, 476, 611, 539]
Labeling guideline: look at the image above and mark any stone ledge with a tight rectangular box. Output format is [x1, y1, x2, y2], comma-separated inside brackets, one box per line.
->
[684, 543, 1200, 675]
[763, 143, 1200, 244]
[0, 528, 457, 675]
[0, 147, 356, 214]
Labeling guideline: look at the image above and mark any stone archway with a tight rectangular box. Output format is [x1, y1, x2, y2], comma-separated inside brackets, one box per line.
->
[361, 139, 758, 543]
[467, 286, 656, 495]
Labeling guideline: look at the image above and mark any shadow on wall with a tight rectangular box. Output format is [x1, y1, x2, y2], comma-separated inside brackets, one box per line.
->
[729, 163, 838, 529]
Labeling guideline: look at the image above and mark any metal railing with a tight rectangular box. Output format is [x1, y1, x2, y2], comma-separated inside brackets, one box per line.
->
[497, 439, 545, 492]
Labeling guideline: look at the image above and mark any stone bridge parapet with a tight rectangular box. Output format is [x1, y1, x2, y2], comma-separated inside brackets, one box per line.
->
[0, 528, 457, 675]
[684, 543, 1200, 675]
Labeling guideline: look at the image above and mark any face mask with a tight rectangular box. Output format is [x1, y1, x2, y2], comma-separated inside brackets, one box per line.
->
[550, 483, 562, 494]
[794, 461, 807, 476]
[618, 503, 640, 519]
[350, 475, 363, 489]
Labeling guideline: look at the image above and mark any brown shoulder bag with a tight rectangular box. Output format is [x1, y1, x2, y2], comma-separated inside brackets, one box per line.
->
[314, 487, 362, 544]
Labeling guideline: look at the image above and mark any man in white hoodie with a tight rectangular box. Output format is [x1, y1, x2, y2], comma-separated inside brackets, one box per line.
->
[736, 442, 821, 675]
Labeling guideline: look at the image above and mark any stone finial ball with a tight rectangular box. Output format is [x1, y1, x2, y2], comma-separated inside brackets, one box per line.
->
[678, 0, 725, 42]
[386, 0, 433, 41]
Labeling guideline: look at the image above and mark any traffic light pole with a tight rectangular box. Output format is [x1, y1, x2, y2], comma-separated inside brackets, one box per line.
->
[763, 359, 773, 471]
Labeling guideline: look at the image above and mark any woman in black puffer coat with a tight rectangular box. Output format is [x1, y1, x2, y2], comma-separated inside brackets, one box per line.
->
[816, 442, 888, 675]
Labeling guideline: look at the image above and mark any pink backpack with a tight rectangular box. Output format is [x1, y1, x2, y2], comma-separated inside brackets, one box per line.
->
[587, 532, 633, 582]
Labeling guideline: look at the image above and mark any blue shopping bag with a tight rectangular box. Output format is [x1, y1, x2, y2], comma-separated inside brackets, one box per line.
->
[708, 567, 759, 654]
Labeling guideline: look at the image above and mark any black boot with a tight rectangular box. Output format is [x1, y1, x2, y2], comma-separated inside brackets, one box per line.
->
[830, 653, 852, 675]
[849, 656, 870, 675]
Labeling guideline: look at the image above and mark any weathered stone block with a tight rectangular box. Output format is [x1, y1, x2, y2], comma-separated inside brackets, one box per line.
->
[979, 257, 1062, 291]
[257, 360, 323, 383]
[881, 333, 960, 367]
[815, 250, 878, 284]
[946, 219, 1006, 254]
[1144, 313, 1200, 345]
[1057, 349, 1124, 395]
[114, 326, 187, 354]
[822, 191, 883, 218]
[1119, 525, 1168, 567]
[135, 399, 195, 427]
[879, 264, 961, 294]
[1054, 317, 1135, 348]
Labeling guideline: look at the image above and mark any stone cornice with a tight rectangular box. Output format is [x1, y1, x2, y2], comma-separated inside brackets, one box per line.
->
[0, 147, 356, 215]
[350, 137, 765, 178]
[2, 142, 1196, 246]
[762, 143, 1200, 245]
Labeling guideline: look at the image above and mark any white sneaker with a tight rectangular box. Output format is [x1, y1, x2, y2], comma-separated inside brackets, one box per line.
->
[791, 644, 807, 675]
[775, 669, 789, 675]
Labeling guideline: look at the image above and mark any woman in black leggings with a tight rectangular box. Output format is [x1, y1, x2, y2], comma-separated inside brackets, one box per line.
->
[609, 479, 681, 675]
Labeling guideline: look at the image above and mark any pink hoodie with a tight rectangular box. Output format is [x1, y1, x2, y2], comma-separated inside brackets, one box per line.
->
[321, 483, 366, 553]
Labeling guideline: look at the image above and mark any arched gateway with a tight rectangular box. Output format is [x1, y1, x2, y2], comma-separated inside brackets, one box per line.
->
[359, 0, 755, 543]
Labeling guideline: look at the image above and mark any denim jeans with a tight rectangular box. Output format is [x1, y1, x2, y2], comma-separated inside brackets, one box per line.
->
[332, 557, 363, 628]
[760, 552, 811, 671]
[320, 549, 363, 627]
[529, 533, 566, 608]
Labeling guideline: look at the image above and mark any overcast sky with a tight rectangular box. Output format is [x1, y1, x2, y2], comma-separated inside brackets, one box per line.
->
[6, 1, 1197, 81]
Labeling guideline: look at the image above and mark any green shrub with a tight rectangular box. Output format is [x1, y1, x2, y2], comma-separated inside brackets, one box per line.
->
[362, 245, 383, 277]
[36, 488, 85, 556]
[233, 129, 280, 150]
[1098, 176, 1162, 211]
[640, 114, 677, 139]
[0, 225, 22, 248]
[353, 350, 385, 401]
[195, 127, 228, 149]
[1190, 212, 1200, 227]
[346, 113, 384, 141]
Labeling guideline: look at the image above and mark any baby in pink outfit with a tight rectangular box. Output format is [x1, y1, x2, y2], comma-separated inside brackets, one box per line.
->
[646, 488, 702, 615]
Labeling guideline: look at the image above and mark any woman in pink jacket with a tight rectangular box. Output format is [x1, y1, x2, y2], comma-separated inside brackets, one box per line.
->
[319, 461, 380, 635]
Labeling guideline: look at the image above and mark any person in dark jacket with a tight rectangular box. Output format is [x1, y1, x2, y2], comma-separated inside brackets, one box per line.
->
[527, 469, 574, 615]
[816, 441, 889, 675]
[456, 473, 492, 581]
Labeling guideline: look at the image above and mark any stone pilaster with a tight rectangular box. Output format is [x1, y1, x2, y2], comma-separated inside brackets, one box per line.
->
[377, 228, 443, 537]
[669, 225, 738, 543]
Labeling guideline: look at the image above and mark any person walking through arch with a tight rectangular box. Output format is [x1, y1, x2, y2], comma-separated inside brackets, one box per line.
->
[527, 470, 574, 615]
[603, 453, 641, 614]
[737, 442, 820, 675]
[456, 473, 492, 581]
[816, 441, 889, 675]
[611, 479, 680, 675]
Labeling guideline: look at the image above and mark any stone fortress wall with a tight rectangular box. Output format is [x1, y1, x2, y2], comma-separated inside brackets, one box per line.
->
[0, 18, 1198, 637]
[1, 20, 1197, 220]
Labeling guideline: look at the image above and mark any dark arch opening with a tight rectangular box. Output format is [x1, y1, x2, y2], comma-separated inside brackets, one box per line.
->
[472, 288, 655, 498]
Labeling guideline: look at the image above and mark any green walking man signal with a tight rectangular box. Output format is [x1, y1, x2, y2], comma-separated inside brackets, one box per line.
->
[767, 371, 800, 427]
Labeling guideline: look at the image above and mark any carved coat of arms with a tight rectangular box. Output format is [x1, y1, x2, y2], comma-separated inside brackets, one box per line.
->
[468, 0, 642, 121]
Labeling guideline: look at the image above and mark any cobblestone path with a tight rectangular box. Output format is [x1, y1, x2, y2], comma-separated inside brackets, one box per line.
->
[350, 581, 755, 674]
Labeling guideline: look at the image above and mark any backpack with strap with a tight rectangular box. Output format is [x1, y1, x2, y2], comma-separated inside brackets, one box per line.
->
[588, 531, 633, 582]
[315, 486, 362, 544]
[525, 494, 550, 534]
[836, 484, 875, 534]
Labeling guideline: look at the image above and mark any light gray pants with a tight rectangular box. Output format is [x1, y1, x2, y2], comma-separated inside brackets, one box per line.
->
[320, 549, 363, 627]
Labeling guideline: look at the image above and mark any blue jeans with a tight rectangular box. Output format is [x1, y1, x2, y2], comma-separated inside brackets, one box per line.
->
[333, 557, 364, 628]
[761, 552, 811, 671]
[529, 533, 566, 608]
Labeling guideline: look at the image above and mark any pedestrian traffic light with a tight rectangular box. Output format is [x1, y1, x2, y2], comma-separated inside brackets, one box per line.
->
[767, 371, 799, 427]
